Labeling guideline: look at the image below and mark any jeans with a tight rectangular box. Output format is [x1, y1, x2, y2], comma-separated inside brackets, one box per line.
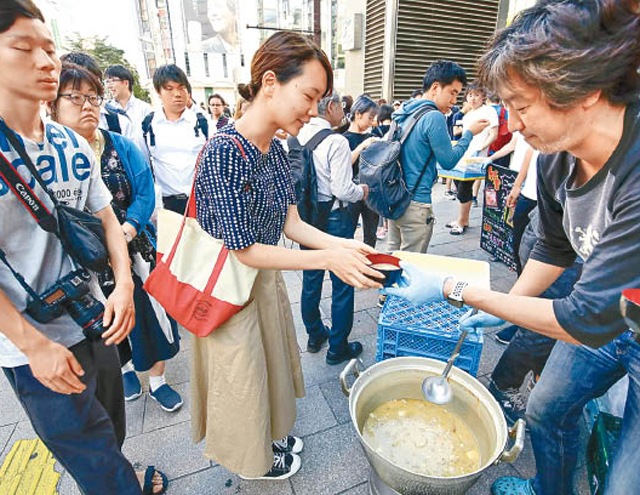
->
[301, 208, 355, 352]
[527, 332, 640, 495]
[491, 261, 582, 390]
[348, 200, 379, 248]
[2, 339, 140, 495]
[387, 201, 435, 253]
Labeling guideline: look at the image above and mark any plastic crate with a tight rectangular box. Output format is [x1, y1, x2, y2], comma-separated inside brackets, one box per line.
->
[586, 412, 622, 495]
[375, 296, 483, 376]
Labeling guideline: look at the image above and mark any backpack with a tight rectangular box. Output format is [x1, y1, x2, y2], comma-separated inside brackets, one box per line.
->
[359, 104, 436, 220]
[489, 105, 512, 154]
[141, 111, 209, 147]
[287, 128, 333, 227]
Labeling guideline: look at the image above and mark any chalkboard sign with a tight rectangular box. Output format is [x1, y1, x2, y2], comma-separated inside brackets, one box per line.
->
[480, 164, 519, 271]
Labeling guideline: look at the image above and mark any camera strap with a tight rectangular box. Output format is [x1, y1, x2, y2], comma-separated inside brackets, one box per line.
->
[0, 247, 41, 301]
[0, 118, 60, 234]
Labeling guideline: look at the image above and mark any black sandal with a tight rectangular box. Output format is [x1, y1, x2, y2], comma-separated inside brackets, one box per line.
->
[142, 465, 168, 495]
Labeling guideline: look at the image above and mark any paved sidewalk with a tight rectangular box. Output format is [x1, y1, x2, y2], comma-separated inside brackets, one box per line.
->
[0, 182, 590, 494]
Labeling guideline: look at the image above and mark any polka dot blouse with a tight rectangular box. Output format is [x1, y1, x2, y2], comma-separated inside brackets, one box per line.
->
[194, 124, 297, 250]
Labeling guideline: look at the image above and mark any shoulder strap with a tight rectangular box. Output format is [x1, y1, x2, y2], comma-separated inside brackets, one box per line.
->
[305, 128, 333, 151]
[142, 112, 155, 147]
[104, 111, 122, 134]
[399, 104, 437, 145]
[0, 119, 60, 233]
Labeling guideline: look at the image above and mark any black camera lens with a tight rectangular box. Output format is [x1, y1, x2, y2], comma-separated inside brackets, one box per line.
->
[67, 294, 105, 341]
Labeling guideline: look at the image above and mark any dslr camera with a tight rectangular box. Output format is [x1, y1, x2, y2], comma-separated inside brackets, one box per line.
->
[26, 268, 106, 341]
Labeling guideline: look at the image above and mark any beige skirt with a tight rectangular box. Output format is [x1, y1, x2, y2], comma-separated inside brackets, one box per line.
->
[190, 269, 305, 477]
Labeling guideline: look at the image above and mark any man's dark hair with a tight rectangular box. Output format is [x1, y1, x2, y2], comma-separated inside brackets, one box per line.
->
[411, 89, 423, 98]
[60, 52, 103, 80]
[422, 60, 467, 93]
[105, 65, 134, 92]
[153, 64, 190, 93]
[486, 92, 501, 104]
[0, 0, 43, 34]
[478, 0, 640, 108]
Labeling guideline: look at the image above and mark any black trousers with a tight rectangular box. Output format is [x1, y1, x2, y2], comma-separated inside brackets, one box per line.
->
[348, 200, 379, 248]
[162, 194, 189, 215]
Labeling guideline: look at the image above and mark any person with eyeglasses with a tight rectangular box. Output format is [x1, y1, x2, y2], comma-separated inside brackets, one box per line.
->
[50, 61, 184, 417]
[207, 92, 229, 130]
[104, 65, 153, 142]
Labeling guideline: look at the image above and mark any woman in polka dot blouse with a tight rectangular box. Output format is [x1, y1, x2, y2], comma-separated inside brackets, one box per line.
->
[190, 32, 383, 481]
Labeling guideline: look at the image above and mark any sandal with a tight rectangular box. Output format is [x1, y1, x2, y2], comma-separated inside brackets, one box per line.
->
[142, 466, 168, 495]
[445, 221, 459, 228]
[450, 225, 467, 235]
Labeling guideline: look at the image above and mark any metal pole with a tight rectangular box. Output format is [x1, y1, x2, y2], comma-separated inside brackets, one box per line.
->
[313, 0, 321, 45]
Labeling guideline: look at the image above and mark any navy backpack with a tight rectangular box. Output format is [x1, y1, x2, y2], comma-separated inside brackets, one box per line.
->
[359, 104, 436, 220]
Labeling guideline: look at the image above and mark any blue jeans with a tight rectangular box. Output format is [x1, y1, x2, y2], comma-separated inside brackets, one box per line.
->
[3, 339, 140, 495]
[527, 332, 640, 495]
[301, 208, 355, 353]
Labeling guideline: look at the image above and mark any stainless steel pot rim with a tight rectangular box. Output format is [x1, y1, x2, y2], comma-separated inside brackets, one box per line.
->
[346, 357, 510, 478]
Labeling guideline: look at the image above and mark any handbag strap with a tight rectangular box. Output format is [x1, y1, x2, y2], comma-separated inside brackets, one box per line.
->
[163, 133, 248, 268]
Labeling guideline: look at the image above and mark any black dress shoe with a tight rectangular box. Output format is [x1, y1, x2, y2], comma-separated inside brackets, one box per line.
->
[326, 341, 363, 365]
[307, 328, 329, 353]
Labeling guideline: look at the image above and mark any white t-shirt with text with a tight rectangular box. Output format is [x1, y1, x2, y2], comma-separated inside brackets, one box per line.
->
[0, 119, 112, 367]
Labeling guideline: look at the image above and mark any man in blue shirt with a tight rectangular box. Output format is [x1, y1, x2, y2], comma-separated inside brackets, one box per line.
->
[387, 60, 489, 254]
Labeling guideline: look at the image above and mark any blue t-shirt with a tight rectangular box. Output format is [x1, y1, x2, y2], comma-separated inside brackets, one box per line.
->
[194, 124, 297, 250]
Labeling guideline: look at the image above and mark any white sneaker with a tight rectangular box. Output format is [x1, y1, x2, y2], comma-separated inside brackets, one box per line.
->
[272, 435, 304, 454]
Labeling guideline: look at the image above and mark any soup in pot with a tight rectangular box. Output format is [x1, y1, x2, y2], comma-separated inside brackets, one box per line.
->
[362, 398, 481, 478]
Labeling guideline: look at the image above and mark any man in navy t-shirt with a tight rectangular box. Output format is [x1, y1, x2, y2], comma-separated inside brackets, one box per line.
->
[385, 1, 640, 494]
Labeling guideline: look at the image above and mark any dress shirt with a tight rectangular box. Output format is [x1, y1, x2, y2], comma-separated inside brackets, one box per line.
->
[144, 107, 208, 196]
[110, 95, 153, 137]
[297, 117, 364, 206]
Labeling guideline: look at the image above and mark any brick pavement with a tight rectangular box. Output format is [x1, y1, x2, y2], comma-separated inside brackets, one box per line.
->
[0, 182, 590, 494]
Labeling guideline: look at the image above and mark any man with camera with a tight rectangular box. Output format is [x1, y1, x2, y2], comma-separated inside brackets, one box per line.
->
[0, 2, 165, 494]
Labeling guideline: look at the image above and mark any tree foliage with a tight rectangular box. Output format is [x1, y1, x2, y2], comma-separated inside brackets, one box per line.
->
[65, 34, 151, 103]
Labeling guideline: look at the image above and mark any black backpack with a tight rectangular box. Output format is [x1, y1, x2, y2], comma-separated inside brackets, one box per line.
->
[359, 104, 437, 220]
[287, 128, 333, 227]
[141, 111, 209, 147]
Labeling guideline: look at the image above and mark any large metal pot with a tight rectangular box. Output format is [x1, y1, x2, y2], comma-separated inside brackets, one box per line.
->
[340, 357, 525, 495]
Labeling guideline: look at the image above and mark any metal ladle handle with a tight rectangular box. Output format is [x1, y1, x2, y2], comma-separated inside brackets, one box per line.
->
[440, 329, 468, 381]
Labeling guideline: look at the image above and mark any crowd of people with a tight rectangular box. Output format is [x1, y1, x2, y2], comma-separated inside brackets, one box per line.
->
[0, 0, 639, 494]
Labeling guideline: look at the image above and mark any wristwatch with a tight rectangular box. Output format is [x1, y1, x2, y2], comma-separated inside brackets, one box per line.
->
[447, 279, 469, 308]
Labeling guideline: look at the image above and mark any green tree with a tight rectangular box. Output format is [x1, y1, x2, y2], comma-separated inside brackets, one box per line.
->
[65, 34, 151, 103]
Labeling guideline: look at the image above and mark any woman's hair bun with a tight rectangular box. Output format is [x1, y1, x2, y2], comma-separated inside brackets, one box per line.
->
[237, 83, 255, 102]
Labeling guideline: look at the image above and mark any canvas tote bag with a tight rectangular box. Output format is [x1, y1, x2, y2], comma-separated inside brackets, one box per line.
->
[144, 135, 258, 337]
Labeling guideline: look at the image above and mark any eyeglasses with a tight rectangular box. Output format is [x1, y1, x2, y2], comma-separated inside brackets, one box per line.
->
[59, 93, 104, 107]
[104, 78, 122, 84]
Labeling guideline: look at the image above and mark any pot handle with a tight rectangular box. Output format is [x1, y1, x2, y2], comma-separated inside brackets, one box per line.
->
[497, 419, 526, 464]
[340, 359, 361, 397]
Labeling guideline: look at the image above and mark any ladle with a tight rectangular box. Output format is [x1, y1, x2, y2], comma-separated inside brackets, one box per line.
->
[421, 308, 478, 405]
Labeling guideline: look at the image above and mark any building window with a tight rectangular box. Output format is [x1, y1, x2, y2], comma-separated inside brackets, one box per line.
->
[204, 52, 210, 77]
[185, 51, 191, 76]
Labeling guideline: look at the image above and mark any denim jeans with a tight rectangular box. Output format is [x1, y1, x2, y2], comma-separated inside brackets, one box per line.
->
[2, 339, 140, 495]
[301, 207, 355, 352]
[527, 331, 640, 495]
[492, 261, 582, 390]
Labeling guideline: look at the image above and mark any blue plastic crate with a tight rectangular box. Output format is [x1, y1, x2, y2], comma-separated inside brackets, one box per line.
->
[375, 296, 483, 376]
